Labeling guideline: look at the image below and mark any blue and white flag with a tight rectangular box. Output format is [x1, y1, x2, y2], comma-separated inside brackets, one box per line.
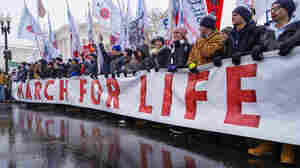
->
[18, 1, 43, 40]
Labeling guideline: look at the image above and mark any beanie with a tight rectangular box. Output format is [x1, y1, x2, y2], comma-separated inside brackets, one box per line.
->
[233, 6, 252, 23]
[200, 16, 216, 30]
[112, 45, 122, 52]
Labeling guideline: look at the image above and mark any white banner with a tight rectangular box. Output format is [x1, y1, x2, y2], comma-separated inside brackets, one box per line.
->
[12, 47, 300, 145]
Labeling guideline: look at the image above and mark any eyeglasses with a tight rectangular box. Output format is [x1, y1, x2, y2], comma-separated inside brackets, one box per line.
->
[271, 6, 281, 13]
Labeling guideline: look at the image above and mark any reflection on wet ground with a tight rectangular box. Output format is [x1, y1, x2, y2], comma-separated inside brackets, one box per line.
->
[0, 104, 297, 168]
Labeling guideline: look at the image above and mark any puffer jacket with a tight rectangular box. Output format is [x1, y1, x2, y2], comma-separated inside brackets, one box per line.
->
[169, 40, 191, 67]
[188, 31, 226, 66]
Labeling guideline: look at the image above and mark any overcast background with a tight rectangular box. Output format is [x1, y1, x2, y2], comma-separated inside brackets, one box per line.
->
[0, 0, 236, 45]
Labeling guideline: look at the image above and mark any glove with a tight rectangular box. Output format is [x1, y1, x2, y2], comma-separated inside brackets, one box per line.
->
[232, 52, 242, 65]
[251, 47, 264, 61]
[188, 63, 198, 73]
[168, 64, 177, 72]
[212, 56, 222, 67]
[279, 41, 295, 56]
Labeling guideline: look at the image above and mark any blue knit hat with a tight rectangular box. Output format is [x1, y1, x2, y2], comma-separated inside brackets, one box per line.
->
[112, 45, 122, 52]
[200, 16, 216, 30]
[233, 6, 252, 23]
[273, 0, 296, 19]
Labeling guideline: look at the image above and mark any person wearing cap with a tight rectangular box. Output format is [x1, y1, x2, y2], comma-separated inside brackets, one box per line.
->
[267, 0, 300, 56]
[187, 15, 226, 70]
[230, 6, 270, 65]
[168, 28, 191, 71]
[150, 36, 171, 67]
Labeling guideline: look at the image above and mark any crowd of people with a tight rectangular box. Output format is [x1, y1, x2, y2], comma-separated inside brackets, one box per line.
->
[5, 0, 300, 165]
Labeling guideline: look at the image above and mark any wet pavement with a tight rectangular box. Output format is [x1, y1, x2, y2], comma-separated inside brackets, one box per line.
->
[0, 104, 297, 168]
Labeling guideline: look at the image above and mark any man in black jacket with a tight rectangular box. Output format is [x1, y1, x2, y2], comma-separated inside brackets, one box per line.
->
[248, 0, 299, 165]
[150, 37, 171, 68]
[267, 0, 300, 56]
[230, 6, 267, 65]
[168, 28, 191, 71]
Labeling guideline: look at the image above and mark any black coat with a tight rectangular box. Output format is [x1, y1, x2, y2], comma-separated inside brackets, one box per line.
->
[153, 47, 171, 67]
[277, 21, 300, 46]
[229, 22, 265, 55]
[170, 40, 191, 67]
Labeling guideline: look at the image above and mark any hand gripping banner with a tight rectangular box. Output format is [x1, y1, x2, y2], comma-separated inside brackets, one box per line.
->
[12, 47, 300, 145]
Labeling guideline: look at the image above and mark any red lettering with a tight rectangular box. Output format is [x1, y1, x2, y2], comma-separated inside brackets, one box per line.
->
[35, 115, 43, 135]
[92, 128, 103, 152]
[59, 80, 69, 101]
[80, 79, 87, 103]
[27, 112, 33, 130]
[225, 64, 260, 128]
[17, 83, 24, 99]
[25, 82, 32, 99]
[139, 75, 152, 114]
[184, 156, 196, 168]
[91, 80, 103, 105]
[185, 71, 209, 120]
[162, 150, 172, 168]
[140, 143, 153, 168]
[46, 120, 54, 137]
[44, 80, 54, 101]
[20, 112, 25, 129]
[106, 78, 120, 109]
[80, 124, 86, 137]
[34, 81, 42, 100]
[162, 74, 174, 116]
[60, 120, 65, 138]
[108, 129, 120, 161]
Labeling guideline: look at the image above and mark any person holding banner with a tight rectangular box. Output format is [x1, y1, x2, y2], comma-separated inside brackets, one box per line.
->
[168, 28, 191, 72]
[230, 6, 267, 65]
[150, 37, 171, 68]
[187, 16, 226, 71]
[268, 0, 300, 56]
[248, 0, 300, 165]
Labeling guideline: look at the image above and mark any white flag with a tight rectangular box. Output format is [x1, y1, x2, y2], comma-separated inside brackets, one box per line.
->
[66, 0, 81, 57]
[88, 2, 95, 44]
[181, 0, 208, 43]
[18, 2, 43, 40]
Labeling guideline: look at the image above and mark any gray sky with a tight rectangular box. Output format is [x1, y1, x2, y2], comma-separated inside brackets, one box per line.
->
[0, 0, 235, 45]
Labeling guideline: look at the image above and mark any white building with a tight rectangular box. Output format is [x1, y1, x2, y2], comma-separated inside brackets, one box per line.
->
[55, 22, 111, 61]
[0, 43, 38, 72]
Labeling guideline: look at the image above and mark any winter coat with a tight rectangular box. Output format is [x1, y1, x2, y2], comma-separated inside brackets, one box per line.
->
[188, 31, 226, 66]
[229, 22, 265, 55]
[70, 63, 81, 77]
[170, 40, 191, 67]
[110, 54, 125, 73]
[276, 20, 300, 48]
[152, 47, 171, 67]
[98, 43, 111, 73]
[0, 73, 6, 85]
[87, 61, 98, 75]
